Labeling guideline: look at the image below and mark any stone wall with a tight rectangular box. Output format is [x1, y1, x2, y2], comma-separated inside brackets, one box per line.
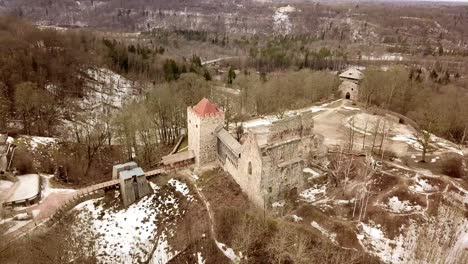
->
[187, 107, 225, 167]
[301, 111, 315, 137]
[261, 138, 307, 205]
[120, 176, 152, 207]
[368, 106, 420, 130]
[231, 133, 265, 207]
[267, 115, 302, 143]
[339, 80, 359, 100]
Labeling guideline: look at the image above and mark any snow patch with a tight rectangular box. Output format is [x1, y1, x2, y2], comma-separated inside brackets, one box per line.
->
[0, 180, 13, 191]
[242, 99, 341, 129]
[197, 252, 206, 264]
[273, 5, 295, 35]
[70, 180, 189, 263]
[168, 178, 194, 201]
[311, 221, 337, 243]
[385, 196, 422, 213]
[343, 106, 361, 111]
[357, 222, 418, 264]
[299, 184, 326, 203]
[391, 134, 422, 150]
[291, 215, 303, 222]
[303, 167, 321, 178]
[215, 241, 241, 263]
[272, 201, 285, 208]
[409, 176, 437, 193]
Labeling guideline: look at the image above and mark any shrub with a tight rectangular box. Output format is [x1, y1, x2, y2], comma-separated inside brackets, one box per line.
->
[6, 129, 20, 138]
[12, 148, 35, 174]
[441, 156, 464, 178]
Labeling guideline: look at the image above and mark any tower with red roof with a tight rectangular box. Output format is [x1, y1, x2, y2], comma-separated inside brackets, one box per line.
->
[187, 98, 225, 167]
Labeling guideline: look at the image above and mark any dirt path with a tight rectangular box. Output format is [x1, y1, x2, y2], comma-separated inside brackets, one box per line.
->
[180, 170, 239, 263]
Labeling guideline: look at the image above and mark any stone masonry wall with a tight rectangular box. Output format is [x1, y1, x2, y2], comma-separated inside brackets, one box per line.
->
[261, 139, 306, 205]
[232, 133, 265, 207]
[267, 115, 302, 143]
[187, 107, 224, 167]
[187, 108, 201, 166]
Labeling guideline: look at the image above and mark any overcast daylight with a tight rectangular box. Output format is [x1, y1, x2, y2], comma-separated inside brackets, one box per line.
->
[0, 0, 467, 263]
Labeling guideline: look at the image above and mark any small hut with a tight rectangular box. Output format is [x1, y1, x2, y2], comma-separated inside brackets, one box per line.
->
[113, 162, 152, 207]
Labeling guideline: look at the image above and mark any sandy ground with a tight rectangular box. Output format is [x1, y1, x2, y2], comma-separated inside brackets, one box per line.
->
[313, 100, 412, 157]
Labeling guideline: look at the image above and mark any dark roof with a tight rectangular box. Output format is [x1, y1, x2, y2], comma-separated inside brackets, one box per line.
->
[216, 128, 242, 155]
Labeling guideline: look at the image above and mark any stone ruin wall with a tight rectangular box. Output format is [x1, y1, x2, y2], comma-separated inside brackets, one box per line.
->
[267, 115, 302, 143]
[260, 139, 306, 205]
[260, 112, 325, 206]
[230, 133, 265, 207]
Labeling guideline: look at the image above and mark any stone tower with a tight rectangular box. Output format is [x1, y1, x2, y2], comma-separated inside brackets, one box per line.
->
[187, 98, 225, 167]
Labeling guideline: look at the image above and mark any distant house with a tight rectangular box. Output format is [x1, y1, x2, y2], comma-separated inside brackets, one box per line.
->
[338, 68, 363, 100]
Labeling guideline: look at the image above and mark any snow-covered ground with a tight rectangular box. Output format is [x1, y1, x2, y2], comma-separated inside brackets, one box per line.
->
[384, 196, 422, 213]
[0, 179, 13, 191]
[242, 99, 341, 129]
[41, 174, 76, 199]
[346, 112, 414, 137]
[311, 221, 337, 243]
[168, 178, 194, 202]
[291, 215, 303, 222]
[273, 5, 295, 35]
[357, 221, 418, 264]
[358, 196, 468, 264]
[69, 179, 193, 263]
[16, 136, 58, 151]
[272, 200, 285, 208]
[6, 174, 40, 203]
[299, 184, 326, 203]
[303, 167, 321, 178]
[361, 53, 404, 61]
[215, 241, 241, 263]
[409, 176, 438, 193]
[83, 68, 134, 111]
[391, 131, 464, 156]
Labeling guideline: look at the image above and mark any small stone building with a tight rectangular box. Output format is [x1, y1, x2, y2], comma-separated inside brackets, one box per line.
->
[113, 162, 152, 207]
[338, 68, 363, 100]
[188, 98, 326, 208]
[338, 81, 359, 100]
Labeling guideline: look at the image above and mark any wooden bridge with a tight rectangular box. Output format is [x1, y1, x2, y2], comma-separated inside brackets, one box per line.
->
[47, 167, 172, 225]
[0, 151, 196, 252]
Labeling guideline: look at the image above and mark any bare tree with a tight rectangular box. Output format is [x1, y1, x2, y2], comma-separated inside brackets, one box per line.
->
[82, 122, 109, 179]
[411, 108, 441, 162]
[346, 116, 356, 151]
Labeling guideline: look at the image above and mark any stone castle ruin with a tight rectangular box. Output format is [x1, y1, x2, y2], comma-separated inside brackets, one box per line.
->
[188, 98, 326, 207]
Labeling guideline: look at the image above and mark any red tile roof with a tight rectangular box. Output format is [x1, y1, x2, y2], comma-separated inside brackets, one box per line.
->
[192, 98, 221, 116]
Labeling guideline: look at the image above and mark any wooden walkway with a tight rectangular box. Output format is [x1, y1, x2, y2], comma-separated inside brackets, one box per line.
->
[47, 179, 120, 224]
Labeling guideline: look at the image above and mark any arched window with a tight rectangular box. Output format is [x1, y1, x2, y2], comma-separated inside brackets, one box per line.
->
[248, 162, 252, 175]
